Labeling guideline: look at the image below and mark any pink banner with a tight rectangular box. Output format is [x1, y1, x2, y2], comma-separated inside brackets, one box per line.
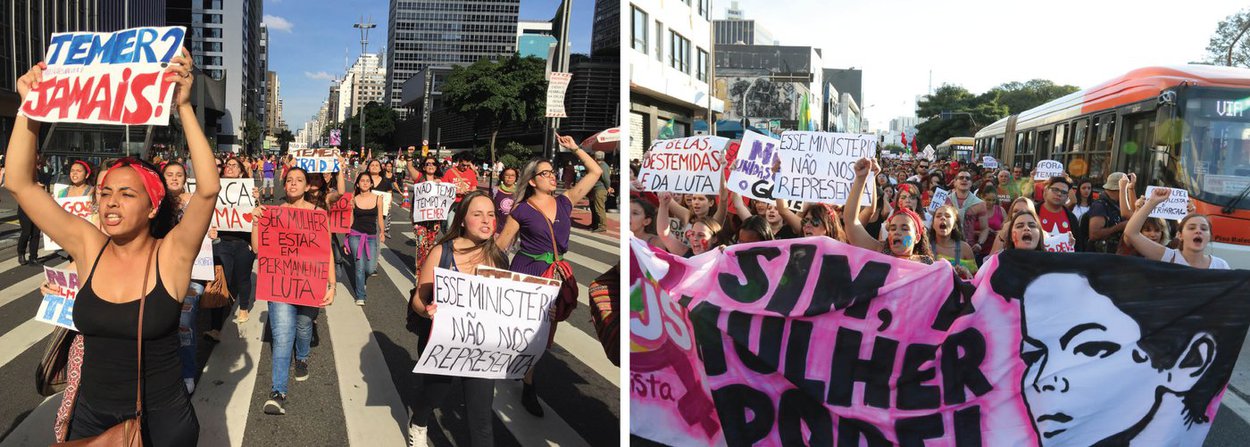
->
[630, 237, 1250, 446]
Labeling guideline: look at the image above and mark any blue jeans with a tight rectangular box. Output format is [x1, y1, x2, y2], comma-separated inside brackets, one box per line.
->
[178, 283, 205, 380]
[214, 238, 256, 311]
[268, 301, 319, 394]
[347, 233, 379, 301]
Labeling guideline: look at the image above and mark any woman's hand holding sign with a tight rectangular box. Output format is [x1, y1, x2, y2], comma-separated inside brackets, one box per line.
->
[15, 62, 47, 99]
[164, 47, 193, 108]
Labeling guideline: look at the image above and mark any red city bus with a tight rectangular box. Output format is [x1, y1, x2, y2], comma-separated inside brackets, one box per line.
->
[975, 65, 1250, 268]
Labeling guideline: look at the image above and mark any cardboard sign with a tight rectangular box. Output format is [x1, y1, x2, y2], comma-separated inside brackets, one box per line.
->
[630, 237, 1250, 446]
[255, 207, 331, 307]
[411, 182, 457, 222]
[329, 129, 341, 146]
[773, 131, 875, 206]
[983, 156, 998, 169]
[412, 267, 557, 379]
[372, 190, 393, 217]
[191, 235, 214, 281]
[726, 131, 780, 201]
[1145, 186, 1190, 221]
[43, 195, 95, 251]
[19, 26, 187, 126]
[1034, 160, 1064, 180]
[638, 136, 729, 194]
[293, 148, 341, 173]
[545, 72, 572, 118]
[328, 193, 353, 234]
[35, 266, 80, 331]
[188, 178, 257, 231]
[928, 187, 949, 215]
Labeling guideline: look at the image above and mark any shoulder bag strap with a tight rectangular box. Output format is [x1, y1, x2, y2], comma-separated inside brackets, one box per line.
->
[135, 242, 156, 417]
[527, 200, 561, 262]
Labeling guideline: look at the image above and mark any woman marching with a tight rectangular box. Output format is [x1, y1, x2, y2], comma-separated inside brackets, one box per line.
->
[496, 134, 602, 417]
[494, 166, 519, 232]
[251, 167, 337, 415]
[203, 155, 259, 340]
[58, 160, 95, 198]
[406, 155, 445, 267]
[844, 158, 936, 264]
[162, 161, 207, 393]
[346, 172, 384, 306]
[8, 54, 215, 444]
[1125, 187, 1230, 269]
[407, 191, 506, 447]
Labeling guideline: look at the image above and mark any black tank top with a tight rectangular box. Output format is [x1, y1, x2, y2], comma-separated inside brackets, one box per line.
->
[74, 241, 184, 410]
[351, 199, 379, 234]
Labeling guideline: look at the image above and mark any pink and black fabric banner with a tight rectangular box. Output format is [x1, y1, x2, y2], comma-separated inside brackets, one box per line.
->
[629, 237, 1250, 446]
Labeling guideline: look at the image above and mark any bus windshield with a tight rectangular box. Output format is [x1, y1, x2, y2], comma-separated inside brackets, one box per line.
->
[1181, 90, 1250, 210]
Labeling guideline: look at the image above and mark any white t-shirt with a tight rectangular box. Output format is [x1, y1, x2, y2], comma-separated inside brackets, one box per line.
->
[1161, 248, 1230, 270]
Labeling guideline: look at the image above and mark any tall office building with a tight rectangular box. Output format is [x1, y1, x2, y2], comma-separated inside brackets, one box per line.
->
[266, 71, 284, 134]
[191, 0, 265, 152]
[561, 0, 620, 139]
[1, 1, 102, 154]
[712, 19, 774, 46]
[384, 0, 520, 118]
[517, 21, 556, 59]
[339, 54, 387, 120]
[590, 0, 618, 57]
[99, 0, 167, 30]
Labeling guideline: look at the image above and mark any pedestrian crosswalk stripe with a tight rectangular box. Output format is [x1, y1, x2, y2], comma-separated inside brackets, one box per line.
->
[0, 319, 51, 371]
[562, 252, 613, 281]
[0, 259, 66, 310]
[193, 270, 266, 447]
[325, 281, 409, 446]
[568, 232, 618, 255]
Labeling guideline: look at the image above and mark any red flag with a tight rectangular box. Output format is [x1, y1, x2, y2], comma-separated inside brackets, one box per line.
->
[901, 132, 908, 146]
[912, 136, 919, 154]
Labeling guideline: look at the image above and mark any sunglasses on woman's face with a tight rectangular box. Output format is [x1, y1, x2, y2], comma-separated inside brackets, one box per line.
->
[424, 162, 436, 166]
[802, 217, 823, 227]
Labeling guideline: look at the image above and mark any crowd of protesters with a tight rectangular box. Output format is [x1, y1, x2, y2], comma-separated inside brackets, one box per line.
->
[9, 55, 617, 446]
[631, 150, 1231, 275]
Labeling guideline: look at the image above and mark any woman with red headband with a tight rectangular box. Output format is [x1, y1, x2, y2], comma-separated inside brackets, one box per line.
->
[58, 160, 95, 199]
[844, 158, 936, 264]
[7, 51, 217, 444]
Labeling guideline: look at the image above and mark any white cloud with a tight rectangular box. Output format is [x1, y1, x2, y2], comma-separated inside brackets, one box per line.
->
[262, 15, 293, 33]
[304, 71, 336, 81]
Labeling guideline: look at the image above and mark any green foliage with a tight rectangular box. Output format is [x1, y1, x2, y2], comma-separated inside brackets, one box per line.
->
[882, 144, 906, 154]
[1204, 9, 1250, 67]
[984, 80, 1081, 115]
[915, 84, 1007, 148]
[240, 117, 264, 153]
[341, 102, 399, 152]
[471, 141, 535, 167]
[275, 128, 295, 152]
[441, 55, 548, 167]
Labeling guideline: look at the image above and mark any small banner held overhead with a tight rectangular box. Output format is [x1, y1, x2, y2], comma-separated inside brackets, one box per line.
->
[545, 72, 572, 118]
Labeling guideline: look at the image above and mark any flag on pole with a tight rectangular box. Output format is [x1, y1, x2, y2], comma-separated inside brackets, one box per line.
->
[657, 119, 676, 140]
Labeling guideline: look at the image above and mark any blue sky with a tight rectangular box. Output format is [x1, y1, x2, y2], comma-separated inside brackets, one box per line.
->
[263, 0, 594, 134]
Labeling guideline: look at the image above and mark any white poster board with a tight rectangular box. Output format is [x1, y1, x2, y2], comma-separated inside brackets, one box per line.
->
[637, 136, 729, 194]
[372, 190, 393, 217]
[411, 182, 457, 222]
[293, 148, 341, 173]
[727, 131, 781, 201]
[545, 72, 572, 118]
[412, 268, 557, 379]
[1145, 186, 1190, 221]
[192, 236, 214, 281]
[982, 156, 998, 169]
[36, 266, 80, 331]
[43, 195, 95, 251]
[188, 178, 257, 232]
[772, 131, 875, 206]
[1034, 160, 1064, 180]
[928, 187, 950, 215]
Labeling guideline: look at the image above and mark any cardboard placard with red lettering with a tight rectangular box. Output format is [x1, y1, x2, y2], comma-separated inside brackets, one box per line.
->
[411, 182, 457, 222]
[328, 193, 353, 234]
[188, 178, 257, 231]
[638, 136, 729, 194]
[19, 26, 187, 126]
[255, 207, 331, 307]
[43, 195, 95, 251]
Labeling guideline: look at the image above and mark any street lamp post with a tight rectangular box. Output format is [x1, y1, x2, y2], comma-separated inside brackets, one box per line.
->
[353, 18, 376, 155]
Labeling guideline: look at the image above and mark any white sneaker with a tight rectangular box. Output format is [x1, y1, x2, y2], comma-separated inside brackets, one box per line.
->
[407, 423, 428, 447]
[355, 299, 365, 306]
[184, 378, 195, 394]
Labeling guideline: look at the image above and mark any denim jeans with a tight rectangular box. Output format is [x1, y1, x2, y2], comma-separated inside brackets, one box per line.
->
[346, 233, 379, 301]
[179, 283, 205, 380]
[268, 301, 319, 394]
[214, 238, 256, 311]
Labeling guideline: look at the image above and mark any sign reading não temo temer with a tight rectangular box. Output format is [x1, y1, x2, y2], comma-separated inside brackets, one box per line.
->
[638, 136, 728, 195]
[773, 131, 875, 206]
[19, 26, 187, 126]
[413, 268, 557, 380]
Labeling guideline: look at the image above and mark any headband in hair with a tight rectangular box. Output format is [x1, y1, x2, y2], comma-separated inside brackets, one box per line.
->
[889, 207, 924, 234]
[71, 160, 92, 179]
[101, 158, 166, 210]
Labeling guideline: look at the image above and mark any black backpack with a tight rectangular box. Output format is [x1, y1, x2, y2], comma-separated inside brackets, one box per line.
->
[1077, 196, 1121, 253]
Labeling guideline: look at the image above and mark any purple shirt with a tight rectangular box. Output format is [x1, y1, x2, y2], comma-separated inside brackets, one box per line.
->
[508, 195, 572, 277]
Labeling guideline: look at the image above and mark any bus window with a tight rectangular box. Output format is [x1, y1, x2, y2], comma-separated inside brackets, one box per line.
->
[1071, 119, 1089, 153]
[1054, 123, 1068, 154]
[1119, 113, 1154, 187]
[1037, 129, 1053, 160]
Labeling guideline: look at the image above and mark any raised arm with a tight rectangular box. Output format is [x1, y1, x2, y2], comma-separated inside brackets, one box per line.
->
[1118, 173, 1137, 220]
[1124, 187, 1170, 261]
[496, 215, 520, 251]
[655, 192, 687, 255]
[165, 49, 220, 263]
[775, 198, 801, 234]
[559, 135, 602, 207]
[325, 155, 347, 205]
[712, 178, 729, 224]
[411, 244, 440, 318]
[4, 63, 103, 262]
[843, 158, 885, 252]
[731, 192, 752, 221]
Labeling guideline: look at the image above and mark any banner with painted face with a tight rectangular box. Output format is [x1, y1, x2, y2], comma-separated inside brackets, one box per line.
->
[629, 237, 1250, 446]
[20, 26, 187, 126]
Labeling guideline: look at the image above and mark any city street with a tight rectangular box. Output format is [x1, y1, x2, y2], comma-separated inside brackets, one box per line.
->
[0, 187, 621, 446]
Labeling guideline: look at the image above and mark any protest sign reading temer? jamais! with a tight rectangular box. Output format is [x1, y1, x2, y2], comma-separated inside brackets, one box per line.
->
[413, 268, 558, 380]
[19, 26, 187, 126]
[638, 136, 728, 194]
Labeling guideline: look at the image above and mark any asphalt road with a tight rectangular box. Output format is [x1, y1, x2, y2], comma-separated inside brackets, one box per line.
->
[0, 186, 621, 446]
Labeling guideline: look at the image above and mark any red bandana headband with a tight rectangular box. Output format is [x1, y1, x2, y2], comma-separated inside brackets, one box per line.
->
[889, 207, 924, 234]
[71, 160, 92, 179]
[101, 158, 166, 210]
